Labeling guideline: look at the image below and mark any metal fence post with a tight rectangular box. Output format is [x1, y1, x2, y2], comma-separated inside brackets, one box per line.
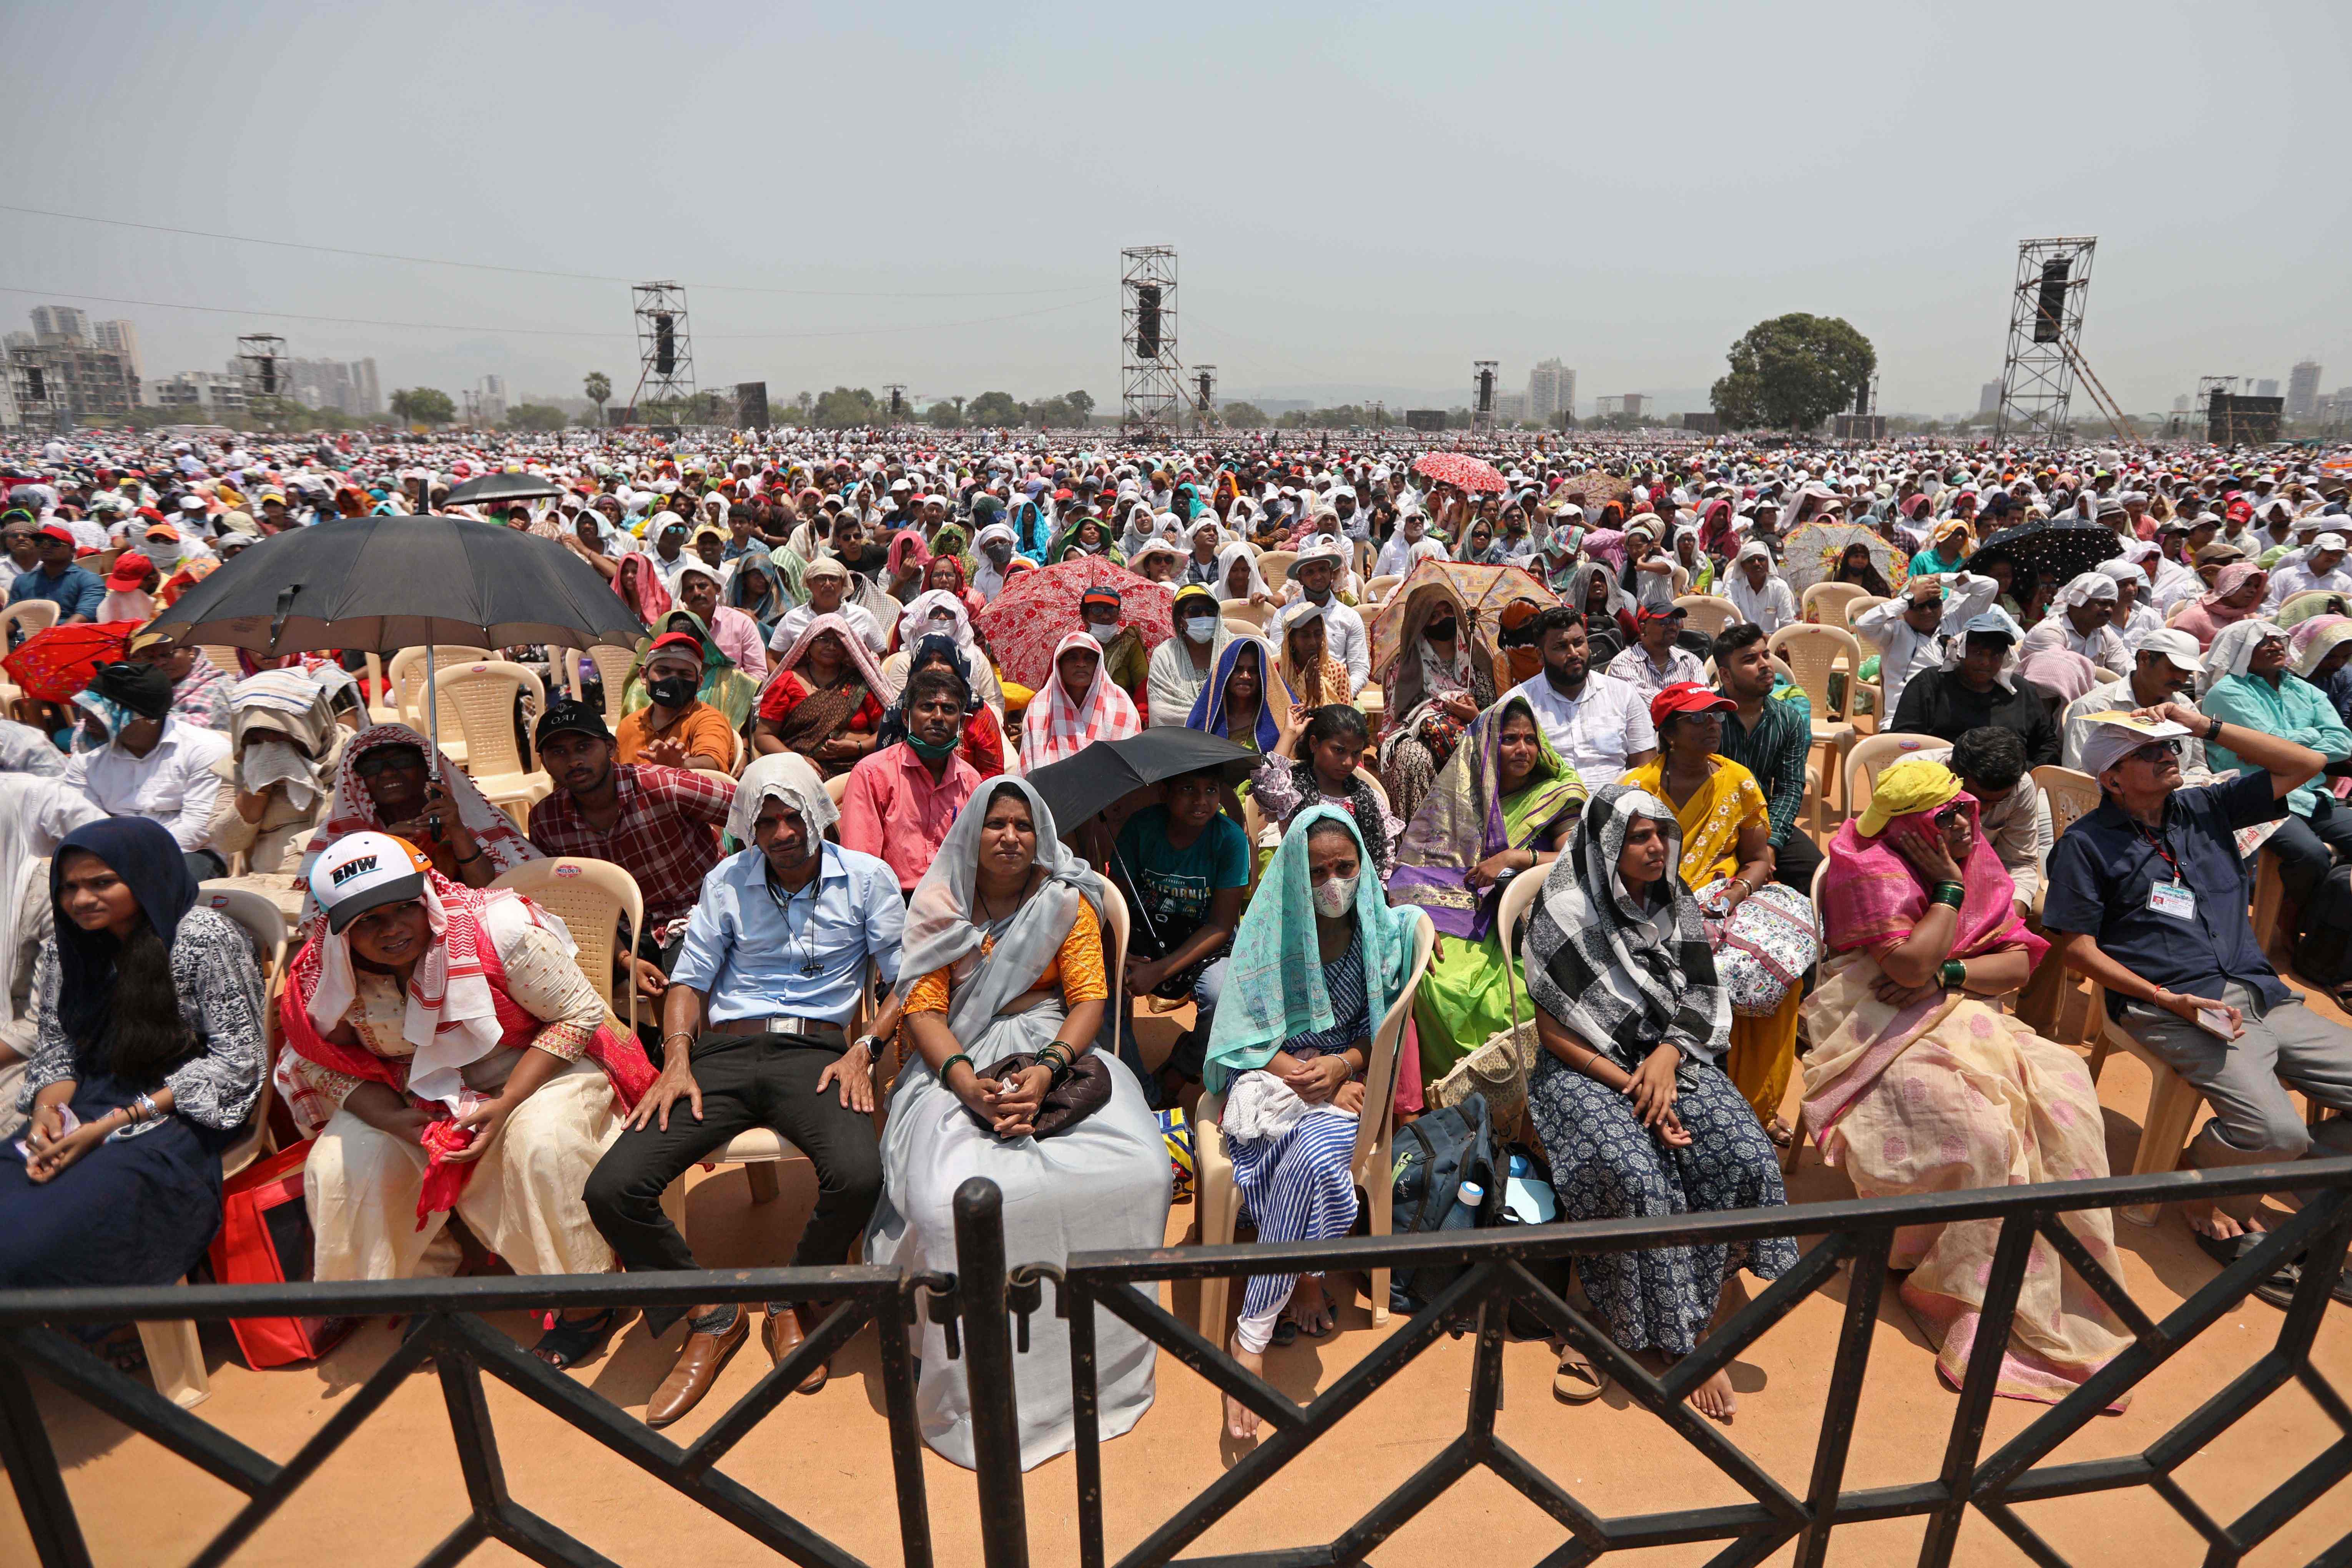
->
[954, 1176, 1029, 1568]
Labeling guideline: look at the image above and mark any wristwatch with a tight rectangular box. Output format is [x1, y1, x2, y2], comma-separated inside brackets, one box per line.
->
[850, 1034, 881, 1056]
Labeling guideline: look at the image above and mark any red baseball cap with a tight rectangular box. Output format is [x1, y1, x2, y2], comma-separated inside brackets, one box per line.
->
[37, 523, 75, 546]
[106, 552, 154, 590]
[1649, 681, 1735, 729]
[1635, 602, 1687, 625]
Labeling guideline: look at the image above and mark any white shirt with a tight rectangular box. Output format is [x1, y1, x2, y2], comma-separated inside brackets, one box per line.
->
[1724, 570, 1797, 636]
[1508, 670, 1657, 791]
[2267, 560, 2352, 610]
[1853, 571, 1997, 717]
[1603, 641, 1708, 703]
[64, 720, 231, 851]
[2018, 615, 2133, 680]
[766, 599, 886, 656]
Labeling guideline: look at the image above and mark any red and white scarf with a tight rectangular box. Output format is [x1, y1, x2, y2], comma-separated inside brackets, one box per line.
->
[1020, 629, 1140, 772]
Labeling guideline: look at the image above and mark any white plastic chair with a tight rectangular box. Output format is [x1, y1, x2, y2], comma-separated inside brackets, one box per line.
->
[1800, 582, 1872, 629]
[1193, 909, 1434, 1337]
[142, 886, 290, 1408]
[1220, 598, 1276, 634]
[1843, 733, 1951, 825]
[488, 858, 644, 1039]
[0, 599, 61, 713]
[580, 644, 640, 730]
[1769, 624, 1875, 829]
[1673, 594, 1740, 637]
[430, 660, 553, 825]
[386, 646, 492, 768]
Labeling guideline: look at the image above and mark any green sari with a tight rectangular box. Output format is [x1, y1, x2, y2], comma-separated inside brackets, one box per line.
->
[1385, 697, 1587, 1083]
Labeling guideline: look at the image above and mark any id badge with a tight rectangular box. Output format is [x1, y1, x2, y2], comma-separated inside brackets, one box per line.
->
[2148, 880, 2196, 921]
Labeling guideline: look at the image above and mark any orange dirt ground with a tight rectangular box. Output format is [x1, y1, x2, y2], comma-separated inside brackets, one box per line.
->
[5, 988, 2349, 1568]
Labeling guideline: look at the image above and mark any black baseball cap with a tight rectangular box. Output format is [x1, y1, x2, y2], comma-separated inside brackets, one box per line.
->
[535, 697, 613, 750]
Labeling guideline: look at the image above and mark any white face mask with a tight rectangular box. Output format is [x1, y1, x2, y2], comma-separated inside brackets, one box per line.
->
[1183, 615, 1218, 644]
[1312, 872, 1359, 918]
[1087, 621, 1118, 645]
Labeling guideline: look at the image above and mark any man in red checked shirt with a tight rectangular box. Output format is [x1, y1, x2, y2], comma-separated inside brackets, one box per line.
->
[527, 699, 736, 1039]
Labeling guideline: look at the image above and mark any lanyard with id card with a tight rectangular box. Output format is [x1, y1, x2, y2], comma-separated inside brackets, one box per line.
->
[2137, 823, 2196, 922]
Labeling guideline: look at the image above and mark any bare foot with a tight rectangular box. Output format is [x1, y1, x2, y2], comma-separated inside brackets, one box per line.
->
[1225, 1337, 1263, 1440]
[2182, 1198, 2262, 1241]
[1287, 1277, 1335, 1337]
[1685, 1361, 1738, 1423]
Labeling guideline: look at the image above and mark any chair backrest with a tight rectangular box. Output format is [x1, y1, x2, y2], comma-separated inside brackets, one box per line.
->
[585, 644, 638, 728]
[431, 660, 544, 780]
[1810, 854, 1828, 910]
[1768, 624, 1865, 720]
[0, 599, 62, 644]
[1844, 732, 1951, 822]
[489, 858, 643, 1036]
[1841, 595, 1890, 631]
[824, 770, 851, 805]
[196, 884, 288, 988]
[1353, 767, 1391, 815]
[386, 646, 492, 728]
[1222, 618, 1259, 642]
[1801, 582, 1871, 628]
[1258, 550, 1298, 585]
[1220, 597, 1275, 632]
[1097, 886, 1131, 1036]
[1365, 574, 1403, 606]
[201, 646, 243, 679]
[1493, 860, 1546, 966]
[1673, 595, 1740, 637]
[2033, 763, 2103, 841]
[1353, 911, 1436, 1182]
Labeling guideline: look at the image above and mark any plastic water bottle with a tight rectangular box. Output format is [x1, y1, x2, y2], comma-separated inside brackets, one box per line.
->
[1444, 1180, 1486, 1232]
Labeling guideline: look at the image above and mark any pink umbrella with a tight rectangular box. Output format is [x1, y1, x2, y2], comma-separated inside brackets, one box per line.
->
[975, 558, 1174, 688]
[1410, 452, 1507, 494]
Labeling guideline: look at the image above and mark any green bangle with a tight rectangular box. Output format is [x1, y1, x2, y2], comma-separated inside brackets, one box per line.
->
[1939, 959, 1967, 989]
[1930, 882, 1966, 910]
[939, 1053, 974, 1083]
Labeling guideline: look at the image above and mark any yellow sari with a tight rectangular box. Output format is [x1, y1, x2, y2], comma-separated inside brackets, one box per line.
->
[1619, 755, 1801, 1126]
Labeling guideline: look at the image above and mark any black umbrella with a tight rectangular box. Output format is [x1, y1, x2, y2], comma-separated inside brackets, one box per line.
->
[147, 514, 644, 655]
[443, 471, 564, 508]
[1023, 728, 1258, 835]
[1964, 517, 2121, 587]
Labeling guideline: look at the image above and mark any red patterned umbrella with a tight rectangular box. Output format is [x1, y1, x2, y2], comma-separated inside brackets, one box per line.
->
[975, 558, 1173, 689]
[1410, 452, 1507, 494]
[1, 622, 136, 703]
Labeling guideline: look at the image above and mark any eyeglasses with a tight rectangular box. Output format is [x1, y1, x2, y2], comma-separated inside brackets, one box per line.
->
[2128, 740, 2182, 765]
[1932, 805, 1966, 828]
[353, 750, 427, 778]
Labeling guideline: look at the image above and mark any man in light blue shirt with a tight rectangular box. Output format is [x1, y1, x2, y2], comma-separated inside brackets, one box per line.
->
[585, 754, 902, 1427]
[2201, 620, 2352, 919]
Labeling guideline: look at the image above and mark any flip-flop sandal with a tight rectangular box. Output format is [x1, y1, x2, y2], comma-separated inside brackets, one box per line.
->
[1300, 1310, 1337, 1340]
[2192, 1228, 2301, 1309]
[1269, 1319, 1300, 1348]
[531, 1307, 622, 1371]
[1552, 1349, 1606, 1405]
[1764, 1117, 1794, 1149]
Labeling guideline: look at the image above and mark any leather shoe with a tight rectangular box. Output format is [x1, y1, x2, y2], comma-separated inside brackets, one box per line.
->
[762, 1305, 828, 1393]
[645, 1312, 749, 1428]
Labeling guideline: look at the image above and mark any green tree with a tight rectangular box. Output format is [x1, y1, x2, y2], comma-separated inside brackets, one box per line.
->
[1064, 389, 1095, 423]
[1026, 396, 1076, 428]
[966, 390, 1022, 426]
[506, 402, 569, 432]
[1220, 401, 1270, 427]
[812, 386, 879, 429]
[582, 371, 611, 426]
[389, 387, 454, 426]
[926, 397, 964, 429]
[1709, 312, 1876, 432]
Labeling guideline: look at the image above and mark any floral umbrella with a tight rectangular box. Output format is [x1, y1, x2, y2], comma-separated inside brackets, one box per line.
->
[1779, 520, 1910, 596]
[1367, 557, 1556, 681]
[1410, 452, 1508, 494]
[1, 621, 136, 703]
[974, 557, 1174, 688]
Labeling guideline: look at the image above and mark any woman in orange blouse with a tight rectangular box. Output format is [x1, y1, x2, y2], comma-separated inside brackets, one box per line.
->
[867, 778, 1170, 1471]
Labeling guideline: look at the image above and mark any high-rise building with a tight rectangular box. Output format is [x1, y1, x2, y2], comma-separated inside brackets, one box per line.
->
[90, 319, 140, 383]
[145, 371, 249, 416]
[477, 374, 508, 423]
[351, 357, 381, 416]
[9, 341, 136, 421]
[2288, 360, 2323, 420]
[28, 304, 89, 344]
[1526, 359, 1574, 424]
[286, 357, 384, 417]
[1978, 381, 2003, 415]
[2255, 378, 2279, 399]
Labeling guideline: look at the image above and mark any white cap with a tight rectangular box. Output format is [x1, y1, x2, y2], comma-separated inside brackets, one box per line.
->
[2136, 628, 2202, 674]
[310, 831, 430, 933]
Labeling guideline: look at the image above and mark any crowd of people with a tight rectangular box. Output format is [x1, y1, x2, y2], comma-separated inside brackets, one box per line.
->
[3, 423, 2350, 1460]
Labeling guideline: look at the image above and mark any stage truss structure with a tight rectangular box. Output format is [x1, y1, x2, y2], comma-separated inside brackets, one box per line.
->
[1471, 360, 1498, 434]
[235, 334, 288, 402]
[1993, 238, 2095, 444]
[629, 281, 694, 417]
[1120, 247, 1180, 433]
[1190, 364, 1221, 432]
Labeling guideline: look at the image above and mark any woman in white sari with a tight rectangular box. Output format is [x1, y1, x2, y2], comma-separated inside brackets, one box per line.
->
[868, 778, 1169, 1469]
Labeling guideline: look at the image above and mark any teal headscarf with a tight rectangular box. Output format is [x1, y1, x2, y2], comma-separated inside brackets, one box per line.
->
[1204, 805, 1422, 1091]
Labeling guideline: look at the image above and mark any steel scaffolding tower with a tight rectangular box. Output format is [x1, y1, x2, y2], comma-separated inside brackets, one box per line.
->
[1120, 247, 1180, 432]
[1471, 361, 1498, 433]
[236, 334, 288, 401]
[1993, 237, 2096, 444]
[628, 282, 694, 415]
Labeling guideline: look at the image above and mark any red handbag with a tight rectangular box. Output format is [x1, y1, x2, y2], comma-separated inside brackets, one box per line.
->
[206, 1140, 357, 1369]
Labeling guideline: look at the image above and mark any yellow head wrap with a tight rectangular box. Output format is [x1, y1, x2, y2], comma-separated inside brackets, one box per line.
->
[1856, 757, 1962, 838]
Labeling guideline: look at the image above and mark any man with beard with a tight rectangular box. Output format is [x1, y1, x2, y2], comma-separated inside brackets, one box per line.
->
[1506, 607, 1656, 790]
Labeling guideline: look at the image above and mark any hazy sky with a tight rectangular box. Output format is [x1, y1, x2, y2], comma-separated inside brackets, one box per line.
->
[5, 0, 2347, 417]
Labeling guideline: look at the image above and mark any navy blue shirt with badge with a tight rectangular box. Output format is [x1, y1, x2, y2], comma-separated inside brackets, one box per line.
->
[2041, 769, 2291, 1018]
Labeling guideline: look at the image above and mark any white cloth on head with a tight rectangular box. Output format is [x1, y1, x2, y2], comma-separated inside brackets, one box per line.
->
[2078, 716, 2194, 781]
[728, 750, 840, 847]
[2201, 619, 2287, 686]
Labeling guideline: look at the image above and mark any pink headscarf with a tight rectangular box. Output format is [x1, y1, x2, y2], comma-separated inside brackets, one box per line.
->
[1820, 789, 2046, 968]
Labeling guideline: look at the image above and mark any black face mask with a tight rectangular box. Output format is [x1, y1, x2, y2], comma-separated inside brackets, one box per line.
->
[1427, 617, 1459, 640]
[648, 674, 698, 709]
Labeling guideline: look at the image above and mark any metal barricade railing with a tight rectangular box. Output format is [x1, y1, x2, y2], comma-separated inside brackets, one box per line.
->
[1053, 1156, 2352, 1568]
